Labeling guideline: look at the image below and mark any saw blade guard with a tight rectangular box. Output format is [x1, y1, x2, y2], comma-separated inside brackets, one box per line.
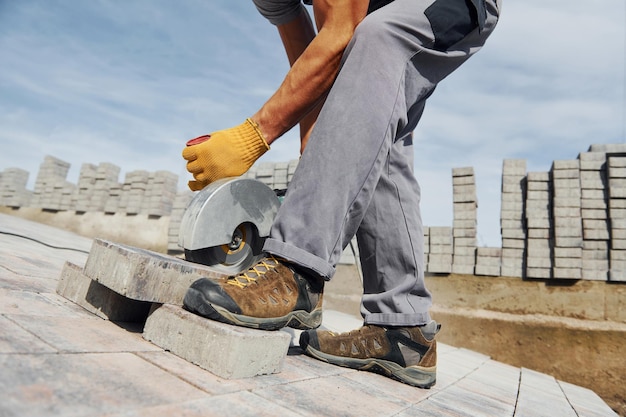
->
[178, 177, 280, 265]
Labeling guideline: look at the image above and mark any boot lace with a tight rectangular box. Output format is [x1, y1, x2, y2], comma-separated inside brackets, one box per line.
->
[226, 256, 280, 289]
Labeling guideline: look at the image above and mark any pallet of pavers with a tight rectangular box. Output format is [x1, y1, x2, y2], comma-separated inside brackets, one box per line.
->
[56, 238, 291, 379]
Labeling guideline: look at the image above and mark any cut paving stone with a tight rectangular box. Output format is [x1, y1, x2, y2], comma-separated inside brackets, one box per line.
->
[65, 239, 293, 380]
[83, 238, 225, 304]
[143, 304, 291, 379]
[57, 261, 151, 322]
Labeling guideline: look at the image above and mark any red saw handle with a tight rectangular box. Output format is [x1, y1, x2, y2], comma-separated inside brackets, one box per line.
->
[186, 135, 211, 146]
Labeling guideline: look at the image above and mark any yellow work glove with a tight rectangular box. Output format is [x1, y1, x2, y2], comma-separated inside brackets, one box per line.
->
[182, 118, 270, 191]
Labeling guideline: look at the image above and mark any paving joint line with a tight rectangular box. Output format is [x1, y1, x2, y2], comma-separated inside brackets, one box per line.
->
[1, 313, 59, 352]
[557, 379, 581, 417]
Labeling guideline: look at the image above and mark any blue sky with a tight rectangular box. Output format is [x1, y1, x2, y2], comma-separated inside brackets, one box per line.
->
[1, 0, 625, 247]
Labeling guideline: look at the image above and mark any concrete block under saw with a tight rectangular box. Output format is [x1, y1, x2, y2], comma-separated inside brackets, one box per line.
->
[56, 262, 151, 322]
[143, 304, 291, 379]
[83, 239, 225, 305]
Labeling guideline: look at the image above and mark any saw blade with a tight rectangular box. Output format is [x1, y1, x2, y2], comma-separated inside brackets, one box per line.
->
[184, 223, 263, 274]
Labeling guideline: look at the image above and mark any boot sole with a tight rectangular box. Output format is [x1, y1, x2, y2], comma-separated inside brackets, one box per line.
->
[184, 287, 322, 331]
[303, 345, 436, 389]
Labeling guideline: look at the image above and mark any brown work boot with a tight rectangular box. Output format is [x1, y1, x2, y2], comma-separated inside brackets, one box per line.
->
[183, 256, 324, 330]
[299, 321, 440, 388]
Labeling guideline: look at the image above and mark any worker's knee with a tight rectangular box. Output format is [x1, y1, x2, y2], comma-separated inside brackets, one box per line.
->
[348, 13, 395, 53]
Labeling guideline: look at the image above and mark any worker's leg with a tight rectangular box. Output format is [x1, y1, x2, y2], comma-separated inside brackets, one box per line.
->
[184, 0, 500, 334]
[264, 0, 500, 284]
[293, 0, 501, 387]
[355, 129, 433, 326]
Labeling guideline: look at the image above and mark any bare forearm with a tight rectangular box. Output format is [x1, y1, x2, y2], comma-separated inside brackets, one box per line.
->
[278, 8, 316, 66]
[253, 30, 344, 143]
[253, 1, 368, 144]
[274, 7, 319, 151]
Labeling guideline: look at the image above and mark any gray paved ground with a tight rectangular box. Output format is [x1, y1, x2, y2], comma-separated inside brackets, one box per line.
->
[0, 212, 617, 416]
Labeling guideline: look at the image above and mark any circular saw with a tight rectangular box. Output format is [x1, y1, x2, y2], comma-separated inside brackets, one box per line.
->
[178, 177, 281, 274]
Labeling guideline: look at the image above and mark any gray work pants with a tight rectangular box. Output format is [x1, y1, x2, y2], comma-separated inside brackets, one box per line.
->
[264, 0, 500, 326]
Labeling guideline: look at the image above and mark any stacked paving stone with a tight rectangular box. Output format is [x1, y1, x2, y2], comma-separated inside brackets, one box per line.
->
[272, 162, 289, 190]
[500, 159, 527, 277]
[245, 159, 299, 190]
[525, 171, 553, 279]
[58, 179, 77, 211]
[475, 247, 502, 276]
[73, 163, 98, 212]
[1, 155, 181, 218]
[608, 153, 626, 281]
[141, 171, 178, 217]
[119, 170, 150, 215]
[40, 178, 73, 211]
[104, 180, 123, 214]
[427, 226, 452, 274]
[31, 156, 72, 210]
[551, 160, 583, 279]
[88, 163, 121, 212]
[167, 191, 193, 253]
[451, 167, 477, 274]
[57, 239, 290, 378]
[287, 159, 298, 184]
[579, 151, 610, 280]
[0, 167, 31, 207]
[247, 162, 276, 189]
[46, 170, 76, 211]
[11, 149, 626, 282]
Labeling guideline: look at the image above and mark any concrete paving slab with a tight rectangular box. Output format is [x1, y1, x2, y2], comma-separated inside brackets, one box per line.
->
[427, 383, 516, 417]
[515, 368, 578, 417]
[0, 287, 88, 317]
[9, 314, 161, 353]
[437, 347, 491, 380]
[0, 315, 56, 353]
[253, 374, 414, 417]
[0, 212, 92, 253]
[559, 380, 620, 417]
[432, 348, 494, 396]
[0, 265, 57, 292]
[83, 239, 224, 304]
[443, 346, 491, 367]
[394, 401, 464, 417]
[143, 303, 291, 379]
[0, 352, 208, 417]
[135, 350, 252, 395]
[0, 216, 89, 294]
[57, 261, 151, 322]
[456, 360, 520, 408]
[286, 349, 358, 378]
[102, 391, 302, 417]
[342, 366, 434, 404]
[136, 348, 349, 397]
[0, 246, 71, 281]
